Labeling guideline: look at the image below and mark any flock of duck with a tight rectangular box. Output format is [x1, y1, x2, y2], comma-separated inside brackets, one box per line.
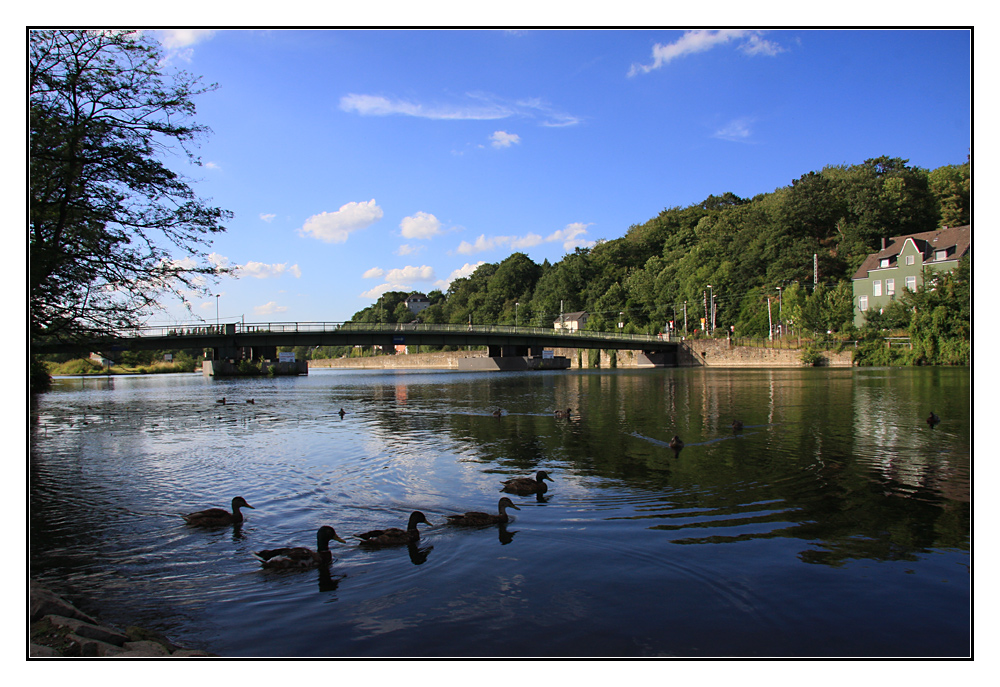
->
[185, 404, 943, 571]
[181, 468, 555, 571]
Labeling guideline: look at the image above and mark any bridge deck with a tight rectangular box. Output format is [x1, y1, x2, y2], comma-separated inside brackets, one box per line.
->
[34, 321, 681, 354]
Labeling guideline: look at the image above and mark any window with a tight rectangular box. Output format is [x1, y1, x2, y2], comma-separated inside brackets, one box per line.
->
[905, 276, 917, 291]
[906, 255, 915, 265]
[873, 280, 882, 297]
[935, 249, 948, 261]
[879, 258, 890, 268]
[886, 279, 894, 296]
[859, 296, 868, 311]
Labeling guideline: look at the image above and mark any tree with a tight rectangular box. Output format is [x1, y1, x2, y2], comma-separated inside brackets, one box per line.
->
[30, 30, 231, 347]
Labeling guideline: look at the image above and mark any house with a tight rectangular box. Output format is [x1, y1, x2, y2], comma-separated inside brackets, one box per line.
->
[851, 225, 970, 327]
[405, 292, 430, 315]
[553, 311, 588, 332]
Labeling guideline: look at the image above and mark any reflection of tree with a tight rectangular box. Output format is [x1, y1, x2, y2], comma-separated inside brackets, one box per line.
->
[360, 369, 969, 568]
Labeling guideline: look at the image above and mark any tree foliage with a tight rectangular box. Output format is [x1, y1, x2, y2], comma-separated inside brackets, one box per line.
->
[30, 29, 231, 345]
[353, 157, 969, 362]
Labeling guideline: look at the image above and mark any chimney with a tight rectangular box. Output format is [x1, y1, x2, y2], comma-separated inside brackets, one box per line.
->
[880, 237, 886, 250]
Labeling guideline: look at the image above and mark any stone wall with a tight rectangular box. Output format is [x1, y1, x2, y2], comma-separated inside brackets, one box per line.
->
[310, 342, 854, 370]
[676, 338, 854, 367]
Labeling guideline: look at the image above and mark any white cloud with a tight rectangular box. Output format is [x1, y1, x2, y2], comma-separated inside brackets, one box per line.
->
[359, 283, 395, 300]
[204, 161, 221, 170]
[260, 213, 276, 223]
[547, 222, 597, 251]
[629, 30, 784, 76]
[455, 223, 595, 255]
[490, 131, 521, 148]
[396, 244, 421, 256]
[385, 265, 436, 283]
[340, 92, 579, 127]
[254, 301, 288, 316]
[298, 199, 383, 243]
[157, 29, 216, 50]
[434, 262, 486, 291]
[232, 261, 301, 279]
[363, 267, 385, 279]
[400, 211, 443, 239]
[713, 117, 755, 142]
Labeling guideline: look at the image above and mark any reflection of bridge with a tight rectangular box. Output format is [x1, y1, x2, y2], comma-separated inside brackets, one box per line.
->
[34, 321, 682, 371]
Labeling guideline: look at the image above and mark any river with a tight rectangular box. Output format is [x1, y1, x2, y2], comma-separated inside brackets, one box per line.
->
[29, 366, 971, 657]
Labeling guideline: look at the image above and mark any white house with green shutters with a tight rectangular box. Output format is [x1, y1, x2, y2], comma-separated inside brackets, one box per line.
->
[851, 225, 970, 327]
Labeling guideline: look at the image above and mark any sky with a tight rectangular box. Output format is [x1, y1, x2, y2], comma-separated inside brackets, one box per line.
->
[137, 28, 971, 327]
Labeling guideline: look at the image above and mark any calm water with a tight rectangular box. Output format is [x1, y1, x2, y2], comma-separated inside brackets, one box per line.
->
[29, 366, 970, 657]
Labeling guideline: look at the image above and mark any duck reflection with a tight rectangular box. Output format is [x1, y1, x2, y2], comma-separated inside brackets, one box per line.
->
[498, 522, 517, 545]
[317, 565, 345, 592]
[407, 541, 433, 565]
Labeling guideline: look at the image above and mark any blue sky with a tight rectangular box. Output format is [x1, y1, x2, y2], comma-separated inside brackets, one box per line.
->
[146, 29, 971, 326]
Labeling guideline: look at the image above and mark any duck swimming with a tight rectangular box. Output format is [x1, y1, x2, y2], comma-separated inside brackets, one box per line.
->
[182, 496, 254, 527]
[554, 408, 572, 419]
[447, 497, 521, 526]
[501, 470, 553, 495]
[357, 511, 433, 547]
[731, 420, 744, 431]
[669, 435, 684, 451]
[492, 408, 504, 417]
[927, 411, 941, 427]
[255, 526, 347, 569]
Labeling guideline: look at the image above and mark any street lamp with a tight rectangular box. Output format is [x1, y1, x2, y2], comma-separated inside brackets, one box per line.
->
[515, 302, 519, 328]
[775, 286, 783, 337]
[706, 284, 714, 333]
[216, 294, 220, 330]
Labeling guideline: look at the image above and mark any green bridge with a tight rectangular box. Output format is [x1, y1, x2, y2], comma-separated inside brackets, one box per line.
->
[34, 321, 682, 372]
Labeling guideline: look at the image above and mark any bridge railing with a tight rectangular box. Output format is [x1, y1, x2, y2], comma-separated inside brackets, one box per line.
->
[132, 321, 681, 345]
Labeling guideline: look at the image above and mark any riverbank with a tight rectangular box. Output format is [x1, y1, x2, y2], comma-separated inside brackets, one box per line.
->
[310, 341, 854, 370]
[29, 580, 215, 657]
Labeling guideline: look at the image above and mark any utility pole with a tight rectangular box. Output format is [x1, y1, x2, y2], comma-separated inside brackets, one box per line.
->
[683, 301, 687, 335]
[814, 253, 818, 287]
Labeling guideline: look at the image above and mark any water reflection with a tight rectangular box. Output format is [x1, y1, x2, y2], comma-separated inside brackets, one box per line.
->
[30, 368, 970, 657]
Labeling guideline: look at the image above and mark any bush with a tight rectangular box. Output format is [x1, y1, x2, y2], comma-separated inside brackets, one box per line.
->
[800, 346, 826, 366]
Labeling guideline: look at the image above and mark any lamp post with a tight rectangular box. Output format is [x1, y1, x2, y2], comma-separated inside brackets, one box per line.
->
[706, 284, 714, 333]
[216, 294, 220, 330]
[775, 286, 783, 337]
[515, 302, 519, 328]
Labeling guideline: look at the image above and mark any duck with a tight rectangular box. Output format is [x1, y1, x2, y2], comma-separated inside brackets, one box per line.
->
[447, 497, 521, 526]
[216, 397, 226, 405]
[669, 435, 684, 451]
[182, 496, 254, 527]
[357, 511, 433, 547]
[927, 411, 941, 427]
[255, 526, 347, 569]
[731, 420, 744, 431]
[492, 408, 504, 417]
[554, 408, 572, 419]
[501, 470, 553, 495]
[246, 398, 255, 405]
[338, 408, 346, 418]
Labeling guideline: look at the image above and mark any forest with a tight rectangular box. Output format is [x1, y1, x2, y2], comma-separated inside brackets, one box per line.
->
[332, 156, 969, 366]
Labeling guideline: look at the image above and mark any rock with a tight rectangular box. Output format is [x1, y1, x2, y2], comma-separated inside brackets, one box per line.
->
[43, 614, 129, 646]
[29, 643, 61, 657]
[125, 625, 179, 652]
[118, 640, 171, 657]
[65, 632, 125, 657]
[30, 581, 97, 624]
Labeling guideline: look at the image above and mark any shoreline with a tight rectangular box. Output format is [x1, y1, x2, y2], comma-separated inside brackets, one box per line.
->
[29, 579, 215, 657]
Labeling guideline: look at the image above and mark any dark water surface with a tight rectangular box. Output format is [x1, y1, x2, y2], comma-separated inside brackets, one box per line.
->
[29, 366, 970, 657]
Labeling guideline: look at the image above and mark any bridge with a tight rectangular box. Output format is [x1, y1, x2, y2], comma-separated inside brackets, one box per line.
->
[33, 321, 682, 372]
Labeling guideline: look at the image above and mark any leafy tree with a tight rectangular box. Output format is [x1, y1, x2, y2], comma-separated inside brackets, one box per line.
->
[30, 30, 231, 348]
[928, 161, 971, 228]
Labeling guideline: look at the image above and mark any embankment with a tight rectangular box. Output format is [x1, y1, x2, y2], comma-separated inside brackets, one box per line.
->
[309, 341, 853, 370]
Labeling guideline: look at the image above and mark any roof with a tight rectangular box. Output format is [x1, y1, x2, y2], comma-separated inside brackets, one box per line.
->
[852, 225, 971, 280]
[554, 311, 588, 322]
[405, 292, 429, 302]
